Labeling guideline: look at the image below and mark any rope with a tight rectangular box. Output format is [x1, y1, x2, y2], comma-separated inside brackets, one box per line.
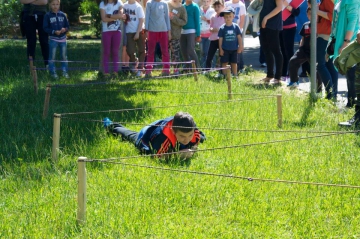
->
[83, 130, 356, 163]
[80, 158, 360, 189]
[56, 116, 356, 135]
[59, 97, 274, 116]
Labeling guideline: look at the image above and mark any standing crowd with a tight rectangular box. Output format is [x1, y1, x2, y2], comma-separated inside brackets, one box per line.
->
[20, 0, 360, 125]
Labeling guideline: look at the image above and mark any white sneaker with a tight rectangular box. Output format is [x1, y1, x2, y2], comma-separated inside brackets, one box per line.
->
[136, 71, 142, 77]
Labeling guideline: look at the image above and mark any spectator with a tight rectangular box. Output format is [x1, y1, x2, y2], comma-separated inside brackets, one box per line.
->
[218, 7, 244, 76]
[145, 0, 171, 77]
[205, 0, 225, 74]
[200, 0, 215, 68]
[43, 0, 70, 79]
[99, 0, 124, 78]
[280, 0, 300, 81]
[225, 0, 246, 73]
[168, 0, 188, 76]
[315, 0, 336, 100]
[330, 0, 360, 126]
[259, 0, 283, 84]
[181, 0, 201, 69]
[20, 0, 49, 67]
[123, 0, 146, 77]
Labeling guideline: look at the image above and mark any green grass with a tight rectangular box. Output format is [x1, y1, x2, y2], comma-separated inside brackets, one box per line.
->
[1, 40, 360, 238]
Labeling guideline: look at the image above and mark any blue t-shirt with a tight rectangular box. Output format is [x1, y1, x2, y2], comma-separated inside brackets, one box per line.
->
[218, 23, 241, 51]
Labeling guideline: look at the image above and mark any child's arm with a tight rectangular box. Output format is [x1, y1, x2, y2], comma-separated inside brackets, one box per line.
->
[134, 18, 144, 40]
[219, 37, 224, 56]
[170, 7, 188, 27]
[60, 13, 70, 34]
[237, 34, 243, 53]
[299, 36, 304, 47]
[261, 0, 282, 28]
[42, 14, 53, 35]
[194, 5, 201, 42]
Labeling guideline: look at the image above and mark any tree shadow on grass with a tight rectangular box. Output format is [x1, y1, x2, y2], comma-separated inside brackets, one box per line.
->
[289, 96, 317, 127]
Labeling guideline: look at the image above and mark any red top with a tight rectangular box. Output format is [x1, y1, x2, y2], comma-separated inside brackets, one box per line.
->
[317, 0, 334, 36]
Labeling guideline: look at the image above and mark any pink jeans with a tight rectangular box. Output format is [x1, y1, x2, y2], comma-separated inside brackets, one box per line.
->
[102, 31, 121, 74]
[146, 31, 170, 74]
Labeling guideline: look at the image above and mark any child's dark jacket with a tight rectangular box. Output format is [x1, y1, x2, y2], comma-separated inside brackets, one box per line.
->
[135, 116, 206, 155]
[43, 11, 69, 41]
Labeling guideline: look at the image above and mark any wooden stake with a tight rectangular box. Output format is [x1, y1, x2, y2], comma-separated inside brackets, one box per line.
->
[43, 84, 52, 119]
[277, 94, 282, 128]
[52, 113, 61, 162]
[226, 65, 232, 99]
[32, 66, 38, 94]
[191, 60, 198, 81]
[77, 157, 87, 225]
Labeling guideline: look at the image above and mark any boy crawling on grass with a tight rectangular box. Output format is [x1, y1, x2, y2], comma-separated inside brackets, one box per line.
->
[104, 112, 206, 159]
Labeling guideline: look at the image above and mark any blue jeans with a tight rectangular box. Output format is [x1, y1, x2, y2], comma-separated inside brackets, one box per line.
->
[48, 39, 68, 74]
[316, 37, 338, 99]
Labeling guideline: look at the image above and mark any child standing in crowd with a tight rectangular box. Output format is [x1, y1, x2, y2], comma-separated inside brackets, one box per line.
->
[123, 0, 146, 77]
[225, 0, 245, 73]
[200, 0, 215, 68]
[43, 0, 70, 79]
[99, 0, 124, 77]
[205, 0, 225, 73]
[287, 7, 312, 88]
[218, 7, 243, 76]
[180, 0, 201, 68]
[145, 0, 171, 77]
[168, 0, 188, 76]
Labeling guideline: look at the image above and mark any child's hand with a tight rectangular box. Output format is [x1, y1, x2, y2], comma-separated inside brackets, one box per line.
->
[60, 28, 66, 33]
[55, 30, 60, 35]
[201, 16, 207, 21]
[134, 32, 139, 40]
[168, 33, 172, 41]
[195, 36, 201, 42]
[178, 149, 195, 160]
[219, 49, 224, 56]
[261, 17, 268, 28]
[237, 45, 243, 53]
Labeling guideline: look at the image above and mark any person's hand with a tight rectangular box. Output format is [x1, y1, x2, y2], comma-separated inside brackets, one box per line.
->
[60, 28, 66, 33]
[219, 49, 224, 56]
[195, 36, 201, 42]
[55, 30, 60, 35]
[237, 45, 243, 53]
[168, 33, 172, 41]
[325, 53, 329, 62]
[169, 12, 174, 19]
[178, 149, 195, 160]
[261, 16, 268, 28]
[338, 42, 349, 54]
[283, 0, 289, 7]
[201, 16, 207, 21]
[134, 32, 139, 40]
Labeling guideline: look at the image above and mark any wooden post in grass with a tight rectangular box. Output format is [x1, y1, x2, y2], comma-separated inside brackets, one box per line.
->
[191, 60, 198, 81]
[43, 84, 52, 119]
[77, 157, 87, 225]
[52, 113, 61, 162]
[32, 66, 38, 94]
[277, 94, 282, 128]
[225, 65, 232, 99]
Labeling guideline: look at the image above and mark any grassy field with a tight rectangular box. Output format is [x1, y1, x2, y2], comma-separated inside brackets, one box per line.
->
[1, 39, 360, 238]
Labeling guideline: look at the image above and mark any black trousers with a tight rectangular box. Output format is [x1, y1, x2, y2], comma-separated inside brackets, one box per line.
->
[206, 40, 219, 69]
[260, 27, 283, 80]
[23, 14, 49, 66]
[289, 48, 323, 93]
[112, 123, 139, 145]
[279, 27, 296, 76]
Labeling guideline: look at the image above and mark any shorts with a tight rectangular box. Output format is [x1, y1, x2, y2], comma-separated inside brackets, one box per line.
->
[220, 49, 238, 64]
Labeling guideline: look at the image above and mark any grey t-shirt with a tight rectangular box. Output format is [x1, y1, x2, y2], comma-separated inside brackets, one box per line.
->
[145, 0, 171, 32]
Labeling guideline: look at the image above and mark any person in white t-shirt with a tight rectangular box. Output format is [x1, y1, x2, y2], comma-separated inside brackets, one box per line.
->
[99, 0, 124, 77]
[123, 0, 146, 77]
[224, 0, 245, 73]
[200, 0, 215, 68]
